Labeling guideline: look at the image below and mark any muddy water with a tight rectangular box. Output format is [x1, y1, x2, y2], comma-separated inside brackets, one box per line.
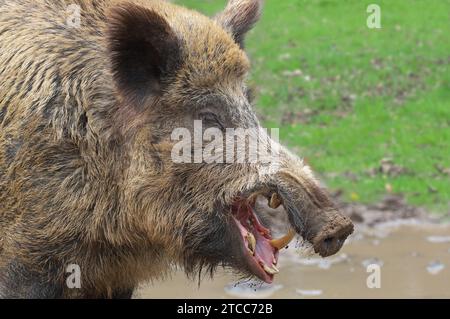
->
[135, 222, 450, 298]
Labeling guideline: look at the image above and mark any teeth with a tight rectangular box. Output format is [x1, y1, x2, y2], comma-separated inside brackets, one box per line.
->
[246, 232, 256, 254]
[269, 228, 296, 250]
[263, 264, 280, 275]
[269, 193, 282, 209]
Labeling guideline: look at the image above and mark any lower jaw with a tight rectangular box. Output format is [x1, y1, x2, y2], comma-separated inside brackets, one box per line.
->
[246, 254, 275, 283]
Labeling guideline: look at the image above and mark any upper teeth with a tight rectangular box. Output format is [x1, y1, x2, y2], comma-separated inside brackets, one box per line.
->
[269, 193, 282, 209]
[247, 232, 256, 254]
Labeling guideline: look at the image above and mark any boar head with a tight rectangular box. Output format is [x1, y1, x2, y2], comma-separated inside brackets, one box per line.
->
[107, 0, 353, 284]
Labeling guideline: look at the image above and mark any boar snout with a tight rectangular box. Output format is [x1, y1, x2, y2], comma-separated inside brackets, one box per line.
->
[307, 209, 354, 257]
[274, 171, 354, 257]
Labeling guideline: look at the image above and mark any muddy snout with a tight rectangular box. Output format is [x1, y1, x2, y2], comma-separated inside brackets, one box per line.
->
[272, 176, 354, 257]
[310, 210, 354, 257]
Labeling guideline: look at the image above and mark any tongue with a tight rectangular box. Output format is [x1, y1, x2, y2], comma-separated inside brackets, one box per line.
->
[254, 230, 277, 267]
[249, 211, 279, 275]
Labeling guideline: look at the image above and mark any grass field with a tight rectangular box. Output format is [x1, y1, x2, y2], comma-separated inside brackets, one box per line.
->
[176, 0, 450, 212]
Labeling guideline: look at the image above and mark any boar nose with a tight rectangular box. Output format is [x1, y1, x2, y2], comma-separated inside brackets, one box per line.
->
[312, 213, 354, 257]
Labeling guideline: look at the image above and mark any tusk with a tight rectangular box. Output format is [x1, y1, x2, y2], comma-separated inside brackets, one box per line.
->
[263, 264, 280, 275]
[269, 228, 296, 250]
[269, 193, 282, 209]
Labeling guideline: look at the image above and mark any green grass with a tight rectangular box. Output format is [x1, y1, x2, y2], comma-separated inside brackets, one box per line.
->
[176, 0, 450, 212]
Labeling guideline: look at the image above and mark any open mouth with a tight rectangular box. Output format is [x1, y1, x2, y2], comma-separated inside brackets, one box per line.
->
[231, 192, 296, 283]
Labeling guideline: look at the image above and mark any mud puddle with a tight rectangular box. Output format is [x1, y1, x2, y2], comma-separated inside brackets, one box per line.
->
[135, 222, 450, 298]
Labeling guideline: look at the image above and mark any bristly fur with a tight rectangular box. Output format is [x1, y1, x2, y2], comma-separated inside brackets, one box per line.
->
[215, 0, 263, 48]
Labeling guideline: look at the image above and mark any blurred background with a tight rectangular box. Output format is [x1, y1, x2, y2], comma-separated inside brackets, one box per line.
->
[138, 0, 450, 298]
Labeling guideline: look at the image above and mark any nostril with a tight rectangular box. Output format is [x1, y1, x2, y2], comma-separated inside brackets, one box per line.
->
[313, 216, 355, 257]
[323, 237, 335, 246]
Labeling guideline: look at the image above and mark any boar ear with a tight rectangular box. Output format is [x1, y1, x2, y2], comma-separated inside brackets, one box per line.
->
[215, 0, 263, 48]
[108, 4, 181, 104]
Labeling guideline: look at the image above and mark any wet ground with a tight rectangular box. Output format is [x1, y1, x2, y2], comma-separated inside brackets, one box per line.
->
[135, 196, 450, 299]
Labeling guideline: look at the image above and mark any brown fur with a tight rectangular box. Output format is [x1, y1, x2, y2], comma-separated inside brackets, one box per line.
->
[0, 0, 353, 298]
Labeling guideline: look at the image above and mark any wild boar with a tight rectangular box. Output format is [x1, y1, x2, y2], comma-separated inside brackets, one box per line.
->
[0, 0, 353, 298]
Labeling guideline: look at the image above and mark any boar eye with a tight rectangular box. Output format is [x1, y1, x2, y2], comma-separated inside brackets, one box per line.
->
[199, 112, 224, 130]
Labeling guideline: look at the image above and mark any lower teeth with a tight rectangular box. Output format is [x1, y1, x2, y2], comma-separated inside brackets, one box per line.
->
[263, 264, 280, 275]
